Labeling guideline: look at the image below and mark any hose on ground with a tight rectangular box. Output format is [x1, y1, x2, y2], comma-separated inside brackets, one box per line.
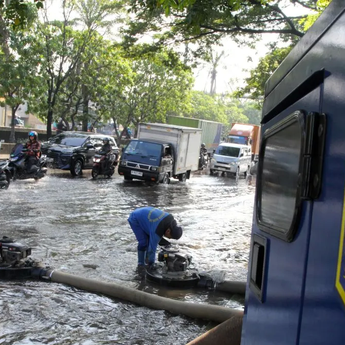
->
[41, 269, 243, 324]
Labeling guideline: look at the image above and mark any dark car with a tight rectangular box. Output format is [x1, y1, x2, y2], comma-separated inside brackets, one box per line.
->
[42, 132, 119, 176]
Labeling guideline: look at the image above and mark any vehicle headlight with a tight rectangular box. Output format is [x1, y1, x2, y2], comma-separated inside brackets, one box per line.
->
[94, 158, 101, 163]
[211, 158, 216, 164]
[230, 162, 235, 165]
[150, 166, 158, 171]
[10, 157, 18, 162]
[120, 161, 126, 166]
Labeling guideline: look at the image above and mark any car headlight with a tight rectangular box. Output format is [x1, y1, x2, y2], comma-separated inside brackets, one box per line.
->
[120, 161, 126, 166]
[150, 166, 158, 171]
[211, 158, 216, 164]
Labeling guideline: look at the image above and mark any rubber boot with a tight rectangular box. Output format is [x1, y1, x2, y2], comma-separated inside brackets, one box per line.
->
[138, 250, 146, 266]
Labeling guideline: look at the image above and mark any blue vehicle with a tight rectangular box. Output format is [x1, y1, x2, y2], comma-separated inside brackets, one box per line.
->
[241, 1, 345, 344]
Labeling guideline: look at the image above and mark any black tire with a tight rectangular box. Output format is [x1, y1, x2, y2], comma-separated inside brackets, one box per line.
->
[0, 174, 10, 189]
[91, 168, 99, 179]
[161, 173, 170, 184]
[210, 169, 215, 176]
[178, 173, 187, 182]
[107, 168, 115, 178]
[70, 159, 83, 176]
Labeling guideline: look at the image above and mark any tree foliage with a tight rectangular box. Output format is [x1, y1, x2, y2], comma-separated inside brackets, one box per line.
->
[127, 0, 321, 55]
[236, 0, 331, 103]
[0, 0, 43, 28]
[236, 44, 293, 104]
[0, 28, 42, 141]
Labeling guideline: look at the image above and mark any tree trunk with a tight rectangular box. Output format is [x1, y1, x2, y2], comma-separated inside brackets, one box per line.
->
[82, 84, 89, 132]
[9, 107, 16, 143]
[47, 109, 53, 138]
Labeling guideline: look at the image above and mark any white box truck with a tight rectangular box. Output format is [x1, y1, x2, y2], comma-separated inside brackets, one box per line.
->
[118, 123, 202, 183]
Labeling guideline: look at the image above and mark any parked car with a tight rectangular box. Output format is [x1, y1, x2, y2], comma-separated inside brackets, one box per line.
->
[42, 132, 119, 176]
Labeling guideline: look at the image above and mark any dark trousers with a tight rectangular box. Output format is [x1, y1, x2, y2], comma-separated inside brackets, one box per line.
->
[26, 156, 38, 172]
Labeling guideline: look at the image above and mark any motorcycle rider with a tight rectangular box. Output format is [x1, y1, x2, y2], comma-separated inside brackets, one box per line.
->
[24, 131, 41, 172]
[199, 143, 208, 168]
[100, 137, 112, 172]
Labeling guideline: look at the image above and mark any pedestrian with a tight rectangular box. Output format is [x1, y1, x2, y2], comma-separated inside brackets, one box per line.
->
[128, 207, 183, 268]
[56, 118, 67, 134]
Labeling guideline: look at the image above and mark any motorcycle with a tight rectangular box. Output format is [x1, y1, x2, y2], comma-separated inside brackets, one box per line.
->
[8, 143, 48, 181]
[198, 149, 209, 170]
[0, 160, 11, 189]
[91, 151, 117, 179]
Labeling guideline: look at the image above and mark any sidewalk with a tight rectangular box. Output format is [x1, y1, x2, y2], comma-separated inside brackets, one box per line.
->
[0, 154, 9, 160]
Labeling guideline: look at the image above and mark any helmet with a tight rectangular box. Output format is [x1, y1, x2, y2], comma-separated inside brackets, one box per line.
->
[201, 143, 206, 148]
[103, 137, 110, 144]
[28, 131, 38, 140]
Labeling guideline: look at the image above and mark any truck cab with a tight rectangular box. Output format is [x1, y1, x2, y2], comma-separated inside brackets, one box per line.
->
[210, 143, 251, 177]
[118, 139, 174, 183]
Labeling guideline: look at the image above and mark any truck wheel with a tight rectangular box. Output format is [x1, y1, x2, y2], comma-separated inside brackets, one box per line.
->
[178, 173, 186, 182]
[70, 159, 83, 176]
[161, 173, 170, 184]
[210, 169, 215, 176]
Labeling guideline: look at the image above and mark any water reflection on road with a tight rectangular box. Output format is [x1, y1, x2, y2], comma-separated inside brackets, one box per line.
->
[0, 169, 255, 344]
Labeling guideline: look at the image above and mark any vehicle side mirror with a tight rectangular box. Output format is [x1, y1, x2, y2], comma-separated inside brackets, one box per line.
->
[240, 153, 244, 157]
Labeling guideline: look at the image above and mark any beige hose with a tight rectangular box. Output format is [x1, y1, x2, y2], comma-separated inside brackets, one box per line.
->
[215, 280, 246, 295]
[186, 315, 243, 345]
[48, 270, 243, 323]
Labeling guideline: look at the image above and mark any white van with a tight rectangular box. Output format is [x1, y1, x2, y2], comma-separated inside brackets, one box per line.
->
[210, 143, 251, 176]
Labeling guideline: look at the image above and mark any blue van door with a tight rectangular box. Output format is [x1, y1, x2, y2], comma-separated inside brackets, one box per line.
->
[242, 1, 345, 343]
[241, 85, 324, 345]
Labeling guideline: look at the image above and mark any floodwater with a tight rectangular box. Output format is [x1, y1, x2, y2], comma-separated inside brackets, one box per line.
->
[0, 169, 255, 345]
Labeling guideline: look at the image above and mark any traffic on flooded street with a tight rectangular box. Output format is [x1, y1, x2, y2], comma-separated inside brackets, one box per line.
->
[0, 169, 254, 344]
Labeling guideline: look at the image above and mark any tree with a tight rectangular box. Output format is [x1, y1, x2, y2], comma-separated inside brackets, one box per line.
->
[178, 91, 249, 137]
[235, 44, 293, 105]
[0, 29, 42, 142]
[70, 0, 125, 131]
[103, 46, 193, 144]
[299, 0, 331, 31]
[27, 1, 101, 138]
[186, 91, 227, 123]
[127, 0, 321, 52]
[235, 0, 331, 103]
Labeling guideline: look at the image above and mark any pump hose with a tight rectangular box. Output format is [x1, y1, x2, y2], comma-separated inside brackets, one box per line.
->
[40, 269, 243, 324]
[215, 280, 246, 295]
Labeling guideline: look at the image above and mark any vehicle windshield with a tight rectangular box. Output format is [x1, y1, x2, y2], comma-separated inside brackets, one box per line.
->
[228, 135, 248, 145]
[216, 146, 240, 157]
[11, 143, 24, 156]
[50, 134, 87, 147]
[123, 140, 162, 163]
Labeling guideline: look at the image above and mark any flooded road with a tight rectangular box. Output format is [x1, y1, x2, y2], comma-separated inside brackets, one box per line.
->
[0, 169, 255, 344]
